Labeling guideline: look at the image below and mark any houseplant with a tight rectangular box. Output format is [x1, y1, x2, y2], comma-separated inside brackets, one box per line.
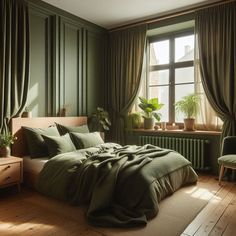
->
[138, 97, 164, 129]
[89, 107, 111, 132]
[0, 132, 17, 157]
[128, 112, 142, 129]
[175, 94, 200, 131]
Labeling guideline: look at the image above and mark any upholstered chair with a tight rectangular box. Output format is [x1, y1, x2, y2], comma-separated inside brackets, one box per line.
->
[218, 136, 236, 185]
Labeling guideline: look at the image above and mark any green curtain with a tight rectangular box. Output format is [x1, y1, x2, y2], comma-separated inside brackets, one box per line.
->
[0, 0, 30, 133]
[108, 25, 147, 144]
[195, 2, 236, 142]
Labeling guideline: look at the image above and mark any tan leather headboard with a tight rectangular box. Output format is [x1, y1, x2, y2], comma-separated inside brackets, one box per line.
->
[11, 117, 87, 157]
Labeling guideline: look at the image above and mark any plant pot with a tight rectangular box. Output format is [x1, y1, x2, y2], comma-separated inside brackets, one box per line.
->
[184, 118, 195, 131]
[22, 111, 32, 118]
[0, 146, 11, 157]
[144, 117, 155, 129]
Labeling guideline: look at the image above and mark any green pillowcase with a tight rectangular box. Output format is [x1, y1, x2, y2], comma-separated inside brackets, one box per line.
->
[23, 126, 60, 158]
[70, 132, 104, 149]
[42, 133, 76, 158]
[55, 123, 89, 135]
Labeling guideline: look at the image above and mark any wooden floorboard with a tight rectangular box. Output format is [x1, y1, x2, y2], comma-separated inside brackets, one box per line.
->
[0, 175, 236, 236]
[183, 177, 236, 236]
[183, 183, 231, 235]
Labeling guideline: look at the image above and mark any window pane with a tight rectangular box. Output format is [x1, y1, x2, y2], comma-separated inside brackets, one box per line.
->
[175, 35, 194, 62]
[149, 86, 169, 122]
[149, 70, 169, 85]
[175, 84, 194, 122]
[175, 67, 194, 84]
[150, 40, 169, 65]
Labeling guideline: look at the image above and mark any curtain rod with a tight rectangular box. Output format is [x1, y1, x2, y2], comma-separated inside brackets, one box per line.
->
[109, 0, 233, 32]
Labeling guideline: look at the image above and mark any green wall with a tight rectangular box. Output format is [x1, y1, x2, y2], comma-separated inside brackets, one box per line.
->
[27, 0, 107, 117]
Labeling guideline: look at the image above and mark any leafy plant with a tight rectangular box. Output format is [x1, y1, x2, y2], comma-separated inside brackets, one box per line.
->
[25, 106, 30, 112]
[90, 107, 111, 131]
[129, 112, 142, 128]
[138, 97, 164, 121]
[0, 132, 17, 147]
[175, 94, 200, 118]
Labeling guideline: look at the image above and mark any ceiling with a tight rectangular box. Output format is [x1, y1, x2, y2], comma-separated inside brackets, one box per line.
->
[42, 0, 217, 29]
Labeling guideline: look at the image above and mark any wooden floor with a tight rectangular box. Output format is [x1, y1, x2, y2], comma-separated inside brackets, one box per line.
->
[182, 175, 236, 236]
[0, 175, 236, 236]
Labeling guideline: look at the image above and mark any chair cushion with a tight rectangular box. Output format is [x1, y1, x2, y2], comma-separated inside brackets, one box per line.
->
[218, 155, 236, 167]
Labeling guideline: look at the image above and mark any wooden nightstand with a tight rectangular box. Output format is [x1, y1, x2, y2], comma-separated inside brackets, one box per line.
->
[0, 156, 23, 192]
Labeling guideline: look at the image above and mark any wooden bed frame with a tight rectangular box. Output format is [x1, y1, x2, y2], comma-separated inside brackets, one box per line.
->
[11, 117, 87, 188]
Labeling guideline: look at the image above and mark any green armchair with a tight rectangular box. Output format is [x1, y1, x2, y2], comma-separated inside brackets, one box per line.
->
[218, 136, 236, 185]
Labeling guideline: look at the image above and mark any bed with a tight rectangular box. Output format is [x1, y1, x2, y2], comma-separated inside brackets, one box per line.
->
[11, 117, 198, 227]
[11, 117, 87, 187]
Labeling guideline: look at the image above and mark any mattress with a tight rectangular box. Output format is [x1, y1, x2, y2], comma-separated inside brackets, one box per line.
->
[23, 156, 48, 174]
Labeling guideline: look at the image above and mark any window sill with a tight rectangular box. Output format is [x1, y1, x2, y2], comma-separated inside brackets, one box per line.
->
[131, 128, 221, 136]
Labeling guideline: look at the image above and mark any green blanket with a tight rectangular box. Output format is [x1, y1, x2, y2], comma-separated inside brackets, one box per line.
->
[37, 143, 197, 227]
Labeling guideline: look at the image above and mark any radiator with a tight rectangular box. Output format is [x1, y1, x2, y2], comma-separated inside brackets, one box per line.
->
[139, 135, 209, 170]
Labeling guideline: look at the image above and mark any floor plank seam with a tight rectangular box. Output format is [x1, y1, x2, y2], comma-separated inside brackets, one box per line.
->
[200, 185, 235, 234]
[221, 221, 230, 236]
[190, 182, 235, 236]
[208, 201, 231, 235]
[182, 180, 229, 235]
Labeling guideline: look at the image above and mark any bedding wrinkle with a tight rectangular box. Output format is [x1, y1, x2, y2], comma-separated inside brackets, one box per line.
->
[37, 143, 198, 227]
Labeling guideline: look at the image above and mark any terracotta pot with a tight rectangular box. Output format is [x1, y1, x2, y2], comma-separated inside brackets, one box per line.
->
[184, 118, 195, 131]
[0, 146, 11, 157]
[21, 111, 32, 118]
[144, 117, 155, 129]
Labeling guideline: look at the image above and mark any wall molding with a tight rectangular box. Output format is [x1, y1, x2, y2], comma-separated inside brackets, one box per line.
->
[28, 0, 107, 117]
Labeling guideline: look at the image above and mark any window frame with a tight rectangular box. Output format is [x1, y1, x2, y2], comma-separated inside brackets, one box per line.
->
[147, 28, 195, 124]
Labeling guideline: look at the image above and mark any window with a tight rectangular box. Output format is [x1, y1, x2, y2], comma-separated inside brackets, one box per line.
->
[148, 30, 195, 123]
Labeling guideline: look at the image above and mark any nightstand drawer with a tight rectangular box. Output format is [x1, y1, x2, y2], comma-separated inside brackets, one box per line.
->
[0, 163, 21, 185]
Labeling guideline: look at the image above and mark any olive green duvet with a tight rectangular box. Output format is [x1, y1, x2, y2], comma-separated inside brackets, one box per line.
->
[36, 143, 198, 227]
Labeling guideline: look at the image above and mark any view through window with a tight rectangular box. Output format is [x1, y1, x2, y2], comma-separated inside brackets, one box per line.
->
[148, 31, 194, 123]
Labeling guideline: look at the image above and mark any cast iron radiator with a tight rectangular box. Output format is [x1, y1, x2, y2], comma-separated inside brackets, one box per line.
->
[139, 135, 209, 170]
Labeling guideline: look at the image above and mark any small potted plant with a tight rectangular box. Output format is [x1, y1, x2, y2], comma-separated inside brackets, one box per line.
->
[89, 107, 111, 139]
[128, 112, 142, 129]
[175, 93, 200, 131]
[138, 97, 164, 129]
[0, 131, 17, 157]
[21, 106, 32, 118]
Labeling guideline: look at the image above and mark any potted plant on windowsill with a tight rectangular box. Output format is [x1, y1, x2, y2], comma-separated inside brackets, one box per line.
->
[138, 97, 164, 129]
[21, 106, 32, 118]
[175, 94, 200, 131]
[0, 132, 17, 157]
[89, 107, 111, 140]
[127, 112, 142, 129]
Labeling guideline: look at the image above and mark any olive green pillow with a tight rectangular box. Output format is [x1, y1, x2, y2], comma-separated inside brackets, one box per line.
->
[55, 123, 89, 135]
[23, 126, 60, 158]
[70, 132, 104, 149]
[42, 134, 76, 158]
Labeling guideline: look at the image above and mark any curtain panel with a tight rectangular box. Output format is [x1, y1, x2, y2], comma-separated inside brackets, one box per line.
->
[108, 25, 147, 144]
[195, 2, 236, 142]
[0, 0, 30, 133]
[194, 45, 222, 131]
